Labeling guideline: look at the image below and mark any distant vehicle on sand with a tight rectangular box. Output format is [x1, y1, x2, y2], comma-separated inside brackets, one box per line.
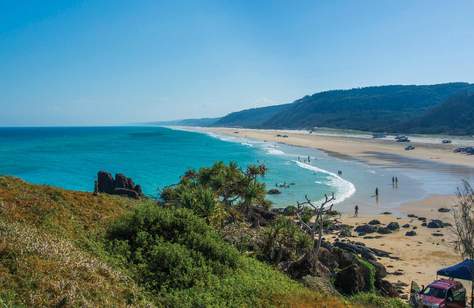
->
[405, 145, 415, 151]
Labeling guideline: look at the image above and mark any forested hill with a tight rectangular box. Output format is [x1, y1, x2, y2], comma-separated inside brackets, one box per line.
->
[259, 83, 472, 131]
[210, 82, 473, 134]
[154, 82, 474, 135]
[401, 90, 474, 135]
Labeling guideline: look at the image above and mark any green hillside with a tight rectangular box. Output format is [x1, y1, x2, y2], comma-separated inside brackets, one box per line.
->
[401, 91, 474, 135]
[212, 83, 472, 134]
[0, 176, 341, 307]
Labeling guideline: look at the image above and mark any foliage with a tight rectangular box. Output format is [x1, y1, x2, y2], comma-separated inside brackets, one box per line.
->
[161, 161, 270, 226]
[349, 292, 409, 308]
[107, 203, 240, 291]
[258, 216, 312, 264]
[452, 180, 474, 259]
[356, 257, 376, 292]
[0, 176, 352, 307]
[210, 82, 474, 134]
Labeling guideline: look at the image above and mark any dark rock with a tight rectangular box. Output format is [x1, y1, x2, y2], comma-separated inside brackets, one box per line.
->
[96, 171, 143, 199]
[387, 222, 400, 231]
[377, 227, 392, 234]
[438, 208, 450, 213]
[354, 224, 377, 234]
[97, 171, 115, 194]
[368, 259, 387, 279]
[381, 211, 392, 215]
[421, 223, 427, 227]
[407, 214, 417, 218]
[267, 188, 281, 195]
[432, 233, 444, 237]
[368, 219, 381, 225]
[427, 219, 444, 228]
[285, 254, 330, 280]
[405, 231, 417, 236]
[417, 217, 427, 221]
[114, 188, 140, 199]
[377, 279, 399, 297]
[402, 224, 410, 228]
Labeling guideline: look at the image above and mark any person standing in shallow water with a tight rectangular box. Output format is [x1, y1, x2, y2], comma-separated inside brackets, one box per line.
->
[375, 187, 379, 197]
[354, 205, 359, 217]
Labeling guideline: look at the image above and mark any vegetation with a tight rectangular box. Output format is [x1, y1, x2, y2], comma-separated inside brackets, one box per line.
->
[0, 176, 347, 307]
[169, 82, 474, 135]
[452, 180, 474, 259]
[0, 166, 409, 307]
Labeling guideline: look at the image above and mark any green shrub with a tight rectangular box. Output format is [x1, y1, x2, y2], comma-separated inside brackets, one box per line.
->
[350, 292, 409, 308]
[107, 203, 240, 292]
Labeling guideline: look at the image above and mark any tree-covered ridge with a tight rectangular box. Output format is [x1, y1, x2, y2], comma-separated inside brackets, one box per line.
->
[160, 82, 473, 135]
[401, 90, 474, 135]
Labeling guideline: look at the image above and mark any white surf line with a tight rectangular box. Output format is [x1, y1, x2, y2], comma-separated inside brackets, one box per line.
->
[294, 160, 356, 205]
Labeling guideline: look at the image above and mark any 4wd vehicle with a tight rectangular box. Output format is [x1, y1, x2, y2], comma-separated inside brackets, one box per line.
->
[410, 279, 467, 307]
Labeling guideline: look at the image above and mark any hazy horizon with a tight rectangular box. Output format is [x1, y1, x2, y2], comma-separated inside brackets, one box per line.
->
[1, 1, 474, 126]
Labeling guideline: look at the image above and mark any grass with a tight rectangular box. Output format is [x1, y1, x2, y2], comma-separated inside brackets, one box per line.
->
[0, 176, 408, 307]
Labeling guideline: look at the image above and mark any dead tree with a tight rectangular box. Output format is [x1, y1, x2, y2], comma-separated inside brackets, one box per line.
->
[295, 193, 335, 263]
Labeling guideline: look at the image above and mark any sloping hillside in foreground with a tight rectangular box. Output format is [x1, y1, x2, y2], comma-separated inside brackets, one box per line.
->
[0, 176, 407, 307]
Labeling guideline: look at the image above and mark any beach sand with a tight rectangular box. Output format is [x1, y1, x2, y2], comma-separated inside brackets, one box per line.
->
[189, 127, 473, 297]
[195, 127, 474, 169]
[332, 195, 468, 297]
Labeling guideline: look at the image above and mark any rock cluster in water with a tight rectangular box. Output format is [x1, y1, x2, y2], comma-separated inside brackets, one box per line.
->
[96, 171, 143, 199]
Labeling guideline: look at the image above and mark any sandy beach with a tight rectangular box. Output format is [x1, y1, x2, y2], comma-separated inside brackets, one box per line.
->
[334, 195, 468, 297]
[196, 127, 474, 169]
[189, 127, 473, 297]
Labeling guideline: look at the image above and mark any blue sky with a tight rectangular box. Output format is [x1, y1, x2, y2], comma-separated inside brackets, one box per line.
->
[1, 0, 473, 125]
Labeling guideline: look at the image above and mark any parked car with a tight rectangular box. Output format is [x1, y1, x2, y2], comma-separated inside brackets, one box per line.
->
[442, 139, 452, 144]
[410, 279, 467, 308]
[395, 135, 410, 142]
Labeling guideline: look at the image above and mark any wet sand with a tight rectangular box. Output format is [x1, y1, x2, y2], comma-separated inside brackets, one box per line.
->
[195, 127, 474, 170]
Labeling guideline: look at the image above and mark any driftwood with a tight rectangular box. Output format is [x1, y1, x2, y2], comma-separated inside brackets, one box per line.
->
[295, 193, 335, 263]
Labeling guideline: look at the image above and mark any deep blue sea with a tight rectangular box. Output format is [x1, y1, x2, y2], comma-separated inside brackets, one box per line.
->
[1, 126, 470, 212]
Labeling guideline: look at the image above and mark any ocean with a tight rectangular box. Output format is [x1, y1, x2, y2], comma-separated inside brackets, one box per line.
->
[0, 126, 354, 207]
[0, 126, 470, 213]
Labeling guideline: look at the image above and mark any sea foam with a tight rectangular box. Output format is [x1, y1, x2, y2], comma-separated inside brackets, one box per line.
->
[294, 161, 356, 205]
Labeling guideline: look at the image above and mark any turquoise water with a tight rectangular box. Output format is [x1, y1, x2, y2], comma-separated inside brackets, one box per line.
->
[2, 126, 471, 213]
[0, 126, 349, 206]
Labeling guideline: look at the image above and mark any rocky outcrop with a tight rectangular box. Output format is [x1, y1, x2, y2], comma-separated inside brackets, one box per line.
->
[96, 171, 143, 199]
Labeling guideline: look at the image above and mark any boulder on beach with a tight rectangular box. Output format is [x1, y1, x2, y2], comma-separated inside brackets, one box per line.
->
[427, 219, 444, 228]
[438, 208, 450, 213]
[368, 219, 381, 225]
[387, 222, 400, 231]
[405, 231, 416, 236]
[402, 224, 410, 228]
[354, 224, 377, 235]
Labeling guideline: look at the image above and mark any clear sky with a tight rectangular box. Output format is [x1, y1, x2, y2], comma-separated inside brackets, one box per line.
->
[1, 0, 473, 125]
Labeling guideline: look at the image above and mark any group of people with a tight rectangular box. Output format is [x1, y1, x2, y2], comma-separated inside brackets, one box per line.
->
[353, 176, 400, 217]
[392, 176, 399, 188]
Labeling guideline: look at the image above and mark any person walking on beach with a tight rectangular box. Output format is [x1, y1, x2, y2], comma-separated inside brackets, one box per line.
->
[395, 176, 398, 187]
[392, 176, 395, 187]
[375, 187, 379, 197]
[354, 205, 359, 217]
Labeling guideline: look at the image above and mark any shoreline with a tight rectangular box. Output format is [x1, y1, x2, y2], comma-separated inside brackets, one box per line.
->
[190, 126, 474, 170]
[178, 126, 471, 295]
